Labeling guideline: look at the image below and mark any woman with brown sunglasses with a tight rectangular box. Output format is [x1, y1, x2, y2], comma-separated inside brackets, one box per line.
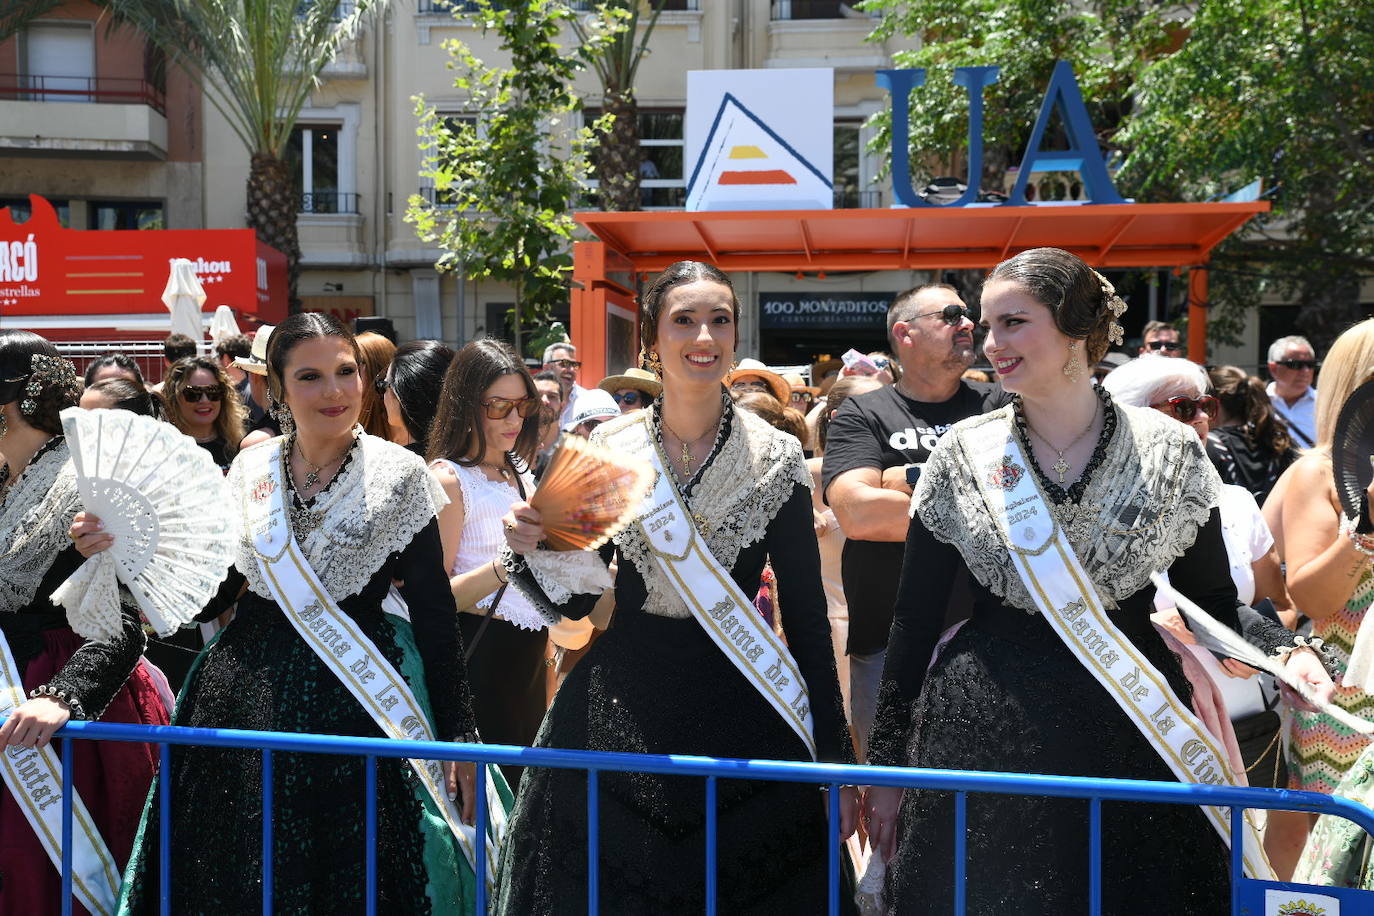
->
[428, 339, 550, 789]
[162, 356, 246, 472]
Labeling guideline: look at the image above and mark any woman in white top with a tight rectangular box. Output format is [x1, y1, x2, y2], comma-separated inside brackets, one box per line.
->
[429, 339, 550, 789]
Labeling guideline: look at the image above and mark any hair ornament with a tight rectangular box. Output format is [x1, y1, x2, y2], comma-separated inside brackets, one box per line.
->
[1091, 270, 1128, 348]
[21, 353, 79, 415]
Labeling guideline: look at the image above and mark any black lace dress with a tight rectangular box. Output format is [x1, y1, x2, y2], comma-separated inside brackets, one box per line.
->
[868, 399, 1299, 915]
[117, 439, 481, 915]
[493, 402, 854, 915]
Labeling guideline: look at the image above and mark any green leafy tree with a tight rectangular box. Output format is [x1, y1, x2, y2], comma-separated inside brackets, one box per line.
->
[106, 0, 382, 311]
[570, 0, 668, 212]
[864, 0, 1374, 351]
[408, 0, 616, 355]
[1118, 0, 1374, 351]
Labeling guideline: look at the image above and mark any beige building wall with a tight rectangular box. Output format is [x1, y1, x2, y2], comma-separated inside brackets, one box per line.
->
[194, 2, 921, 352]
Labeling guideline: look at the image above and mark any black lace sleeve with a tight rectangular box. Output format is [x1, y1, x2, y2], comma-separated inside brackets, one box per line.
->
[766, 482, 855, 765]
[396, 518, 477, 742]
[504, 542, 614, 622]
[40, 592, 146, 720]
[866, 504, 964, 768]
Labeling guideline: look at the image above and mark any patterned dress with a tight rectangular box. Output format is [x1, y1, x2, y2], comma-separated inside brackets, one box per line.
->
[1288, 568, 1374, 792]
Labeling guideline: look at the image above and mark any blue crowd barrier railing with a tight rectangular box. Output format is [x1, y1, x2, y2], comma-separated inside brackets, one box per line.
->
[21, 717, 1374, 915]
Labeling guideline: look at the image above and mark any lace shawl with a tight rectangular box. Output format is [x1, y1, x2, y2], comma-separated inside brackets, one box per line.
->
[0, 439, 81, 613]
[229, 434, 449, 602]
[588, 403, 813, 619]
[914, 402, 1220, 614]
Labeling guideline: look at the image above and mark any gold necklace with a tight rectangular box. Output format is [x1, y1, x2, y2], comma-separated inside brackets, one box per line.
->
[1022, 401, 1100, 484]
[661, 415, 718, 476]
[293, 436, 351, 491]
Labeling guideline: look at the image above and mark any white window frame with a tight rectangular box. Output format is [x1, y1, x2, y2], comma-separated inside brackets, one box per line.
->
[291, 102, 360, 214]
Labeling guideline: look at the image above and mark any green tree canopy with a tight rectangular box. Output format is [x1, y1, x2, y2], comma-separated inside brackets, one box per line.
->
[862, 0, 1374, 349]
[407, 0, 618, 355]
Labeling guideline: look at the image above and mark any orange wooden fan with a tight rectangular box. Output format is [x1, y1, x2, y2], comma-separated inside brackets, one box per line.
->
[530, 435, 654, 551]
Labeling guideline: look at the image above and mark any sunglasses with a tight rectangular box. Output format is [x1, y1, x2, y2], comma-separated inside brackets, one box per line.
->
[790, 391, 815, 406]
[612, 391, 643, 406]
[374, 375, 391, 394]
[1276, 358, 1318, 371]
[914, 304, 976, 326]
[550, 359, 582, 370]
[1146, 340, 1184, 352]
[481, 396, 539, 420]
[182, 385, 223, 403]
[1151, 395, 1219, 423]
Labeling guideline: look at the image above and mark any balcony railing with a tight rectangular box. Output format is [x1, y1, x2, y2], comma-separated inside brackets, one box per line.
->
[300, 191, 360, 214]
[771, 0, 877, 19]
[834, 189, 881, 209]
[420, 0, 699, 12]
[0, 74, 166, 115]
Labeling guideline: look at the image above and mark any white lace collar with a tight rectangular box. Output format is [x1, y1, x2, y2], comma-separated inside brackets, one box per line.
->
[590, 401, 811, 619]
[229, 433, 449, 602]
[0, 438, 81, 613]
[914, 402, 1220, 613]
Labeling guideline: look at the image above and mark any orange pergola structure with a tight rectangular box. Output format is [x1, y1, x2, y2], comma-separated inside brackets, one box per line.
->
[570, 200, 1269, 381]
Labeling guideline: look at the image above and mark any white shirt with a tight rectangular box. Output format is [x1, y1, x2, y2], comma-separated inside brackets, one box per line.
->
[558, 383, 588, 429]
[1266, 381, 1317, 447]
[1154, 484, 1277, 718]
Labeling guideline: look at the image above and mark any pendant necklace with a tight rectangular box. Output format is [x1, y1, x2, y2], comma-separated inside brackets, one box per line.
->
[1022, 401, 1099, 485]
[661, 414, 718, 477]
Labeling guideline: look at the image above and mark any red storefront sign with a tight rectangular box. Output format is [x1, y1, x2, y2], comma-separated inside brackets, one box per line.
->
[0, 194, 287, 340]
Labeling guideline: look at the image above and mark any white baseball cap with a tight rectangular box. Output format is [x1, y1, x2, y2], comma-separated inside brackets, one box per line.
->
[563, 388, 620, 431]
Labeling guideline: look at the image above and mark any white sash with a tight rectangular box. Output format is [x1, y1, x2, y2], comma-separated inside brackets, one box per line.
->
[600, 414, 817, 759]
[239, 441, 503, 889]
[960, 419, 1275, 879]
[0, 629, 120, 916]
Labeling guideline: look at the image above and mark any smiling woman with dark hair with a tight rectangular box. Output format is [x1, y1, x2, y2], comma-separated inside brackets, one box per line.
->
[492, 261, 855, 913]
[79, 311, 486, 914]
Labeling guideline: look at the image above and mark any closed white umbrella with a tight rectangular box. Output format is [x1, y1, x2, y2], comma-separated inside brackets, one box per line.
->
[162, 258, 206, 340]
[208, 305, 241, 347]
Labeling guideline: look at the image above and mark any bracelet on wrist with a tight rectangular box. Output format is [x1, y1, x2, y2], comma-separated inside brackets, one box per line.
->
[491, 556, 508, 584]
[1340, 515, 1374, 556]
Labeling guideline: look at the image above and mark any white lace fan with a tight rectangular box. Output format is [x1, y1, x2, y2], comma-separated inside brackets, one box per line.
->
[52, 407, 237, 641]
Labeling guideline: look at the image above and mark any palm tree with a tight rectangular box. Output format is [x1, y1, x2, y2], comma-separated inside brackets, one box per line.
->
[106, 0, 383, 310]
[571, 0, 667, 212]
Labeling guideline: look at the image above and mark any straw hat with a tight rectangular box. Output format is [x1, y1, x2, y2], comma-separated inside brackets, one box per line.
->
[781, 371, 819, 397]
[597, 367, 663, 400]
[726, 359, 790, 403]
[232, 324, 274, 376]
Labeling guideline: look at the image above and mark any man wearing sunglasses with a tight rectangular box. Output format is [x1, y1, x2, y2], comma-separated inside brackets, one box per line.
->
[1138, 320, 1184, 358]
[543, 341, 587, 428]
[1265, 334, 1319, 447]
[821, 284, 1010, 760]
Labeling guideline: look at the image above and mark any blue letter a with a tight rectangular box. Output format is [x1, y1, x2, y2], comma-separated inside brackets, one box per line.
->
[877, 66, 1000, 208]
[1006, 60, 1124, 205]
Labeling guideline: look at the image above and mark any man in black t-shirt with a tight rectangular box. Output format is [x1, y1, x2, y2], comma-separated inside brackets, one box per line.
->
[822, 284, 1007, 760]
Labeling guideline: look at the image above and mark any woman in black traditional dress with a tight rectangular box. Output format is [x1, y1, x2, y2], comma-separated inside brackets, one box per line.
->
[75, 313, 487, 913]
[862, 248, 1333, 915]
[0, 331, 168, 916]
[493, 261, 857, 914]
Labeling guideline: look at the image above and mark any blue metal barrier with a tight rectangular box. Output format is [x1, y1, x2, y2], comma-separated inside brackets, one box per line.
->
[22, 717, 1374, 914]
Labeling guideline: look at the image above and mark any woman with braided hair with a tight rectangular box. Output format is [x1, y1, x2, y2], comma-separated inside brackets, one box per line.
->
[0, 330, 168, 916]
[862, 248, 1333, 914]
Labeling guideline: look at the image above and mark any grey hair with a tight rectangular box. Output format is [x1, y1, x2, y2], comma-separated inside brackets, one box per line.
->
[1100, 353, 1210, 407]
[542, 341, 576, 364]
[1267, 335, 1314, 363]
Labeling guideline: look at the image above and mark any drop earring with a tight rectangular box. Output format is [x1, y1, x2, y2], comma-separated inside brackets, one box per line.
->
[1063, 341, 1084, 383]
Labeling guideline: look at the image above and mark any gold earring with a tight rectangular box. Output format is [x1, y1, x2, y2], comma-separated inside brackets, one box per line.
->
[1063, 341, 1084, 383]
